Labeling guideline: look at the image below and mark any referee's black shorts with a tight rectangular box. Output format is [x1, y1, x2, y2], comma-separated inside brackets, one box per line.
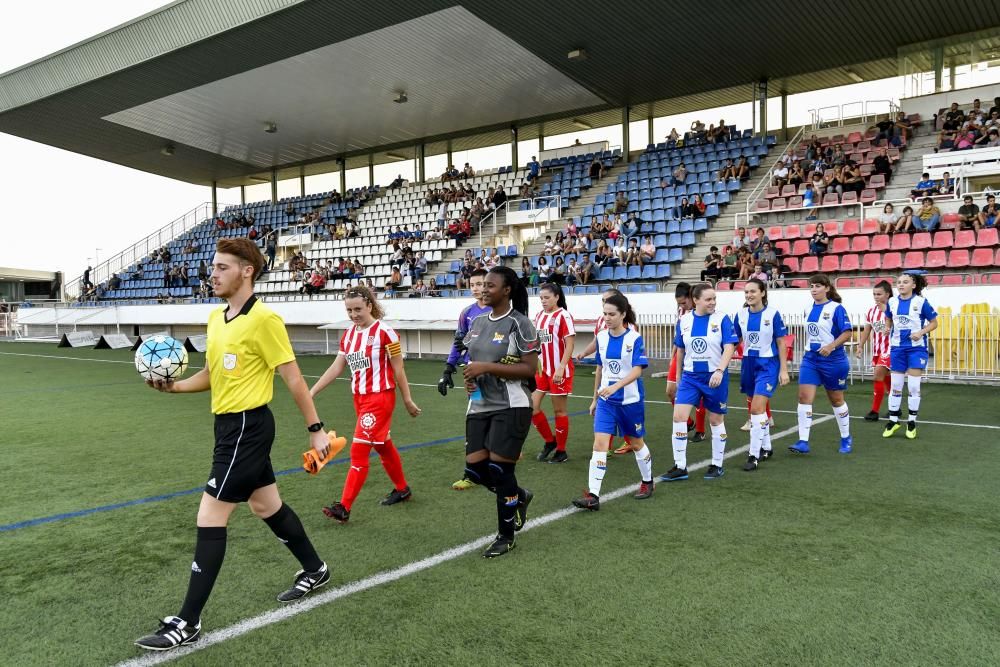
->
[465, 407, 532, 460]
[206, 404, 276, 503]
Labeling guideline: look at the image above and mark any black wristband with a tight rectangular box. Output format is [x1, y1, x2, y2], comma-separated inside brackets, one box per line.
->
[307, 421, 325, 433]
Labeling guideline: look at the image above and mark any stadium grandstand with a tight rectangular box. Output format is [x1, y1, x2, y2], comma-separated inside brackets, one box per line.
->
[3, 2, 1000, 664]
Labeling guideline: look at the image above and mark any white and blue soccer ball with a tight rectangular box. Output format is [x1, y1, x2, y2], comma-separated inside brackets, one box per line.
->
[135, 335, 189, 381]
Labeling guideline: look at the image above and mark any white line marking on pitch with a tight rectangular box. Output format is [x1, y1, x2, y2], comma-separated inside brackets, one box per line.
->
[113, 417, 832, 667]
[3, 350, 997, 431]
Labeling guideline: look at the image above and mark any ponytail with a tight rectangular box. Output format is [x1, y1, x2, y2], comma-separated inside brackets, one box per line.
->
[604, 293, 637, 327]
[540, 282, 568, 310]
[490, 266, 529, 316]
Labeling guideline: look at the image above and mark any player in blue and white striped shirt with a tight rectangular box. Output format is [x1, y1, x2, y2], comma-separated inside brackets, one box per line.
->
[572, 294, 654, 510]
[665, 283, 738, 481]
[734, 279, 790, 471]
[790, 274, 853, 455]
[882, 271, 938, 439]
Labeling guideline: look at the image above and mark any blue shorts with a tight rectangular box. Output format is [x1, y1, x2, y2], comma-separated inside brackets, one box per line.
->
[985, 215, 996, 227]
[676, 371, 730, 414]
[740, 357, 780, 398]
[594, 399, 646, 438]
[890, 346, 928, 372]
[799, 353, 849, 391]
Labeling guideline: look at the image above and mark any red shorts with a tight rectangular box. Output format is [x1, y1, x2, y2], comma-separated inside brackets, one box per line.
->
[352, 390, 396, 445]
[872, 353, 891, 369]
[535, 367, 574, 395]
[667, 354, 679, 383]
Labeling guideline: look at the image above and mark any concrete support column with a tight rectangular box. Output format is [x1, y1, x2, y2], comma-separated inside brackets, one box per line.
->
[622, 106, 630, 154]
[339, 158, 346, 194]
[933, 46, 945, 93]
[368, 154, 374, 188]
[299, 168, 305, 197]
[648, 111, 655, 147]
[270, 168, 278, 203]
[511, 126, 519, 171]
[211, 181, 218, 217]
[240, 185, 246, 206]
[417, 144, 425, 183]
[781, 91, 788, 141]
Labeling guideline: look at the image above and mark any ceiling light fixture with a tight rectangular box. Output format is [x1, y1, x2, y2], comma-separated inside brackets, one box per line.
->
[393, 92, 408, 104]
[386, 152, 409, 160]
[160, 144, 175, 156]
[567, 48, 587, 61]
[571, 118, 592, 130]
[843, 68, 864, 84]
[264, 122, 278, 134]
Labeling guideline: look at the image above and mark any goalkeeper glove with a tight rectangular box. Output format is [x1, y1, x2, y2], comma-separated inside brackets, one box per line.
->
[438, 363, 456, 396]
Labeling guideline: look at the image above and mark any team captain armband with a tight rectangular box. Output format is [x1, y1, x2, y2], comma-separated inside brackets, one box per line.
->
[500, 354, 521, 365]
[386, 341, 403, 358]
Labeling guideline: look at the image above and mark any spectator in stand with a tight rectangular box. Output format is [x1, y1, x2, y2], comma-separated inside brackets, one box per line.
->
[456, 259, 473, 290]
[910, 172, 938, 200]
[410, 279, 427, 298]
[873, 116, 901, 147]
[672, 163, 688, 186]
[978, 127, 1000, 148]
[576, 255, 594, 285]
[676, 196, 694, 219]
[958, 195, 980, 230]
[551, 256, 568, 285]
[83, 266, 94, 290]
[872, 147, 893, 183]
[306, 270, 327, 295]
[541, 235, 557, 257]
[938, 171, 955, 196]
[718, 158, 736, 182]
[412, 251, 428, 281]
[978, 194, 999, 228]
[527, 156, 541, 182]
[640, 235, 656, 263]
[735, 155, 750, 181]
[463, 163, 475, 178]
[623, 212, 640, 238]
[956, 131, 977, 150]
[737, 247, 754, 280]
[896, 205, 915, 233]
[386, 266, 402, 292]
[162, 264, 171, 289]
[809, 223, 830, 256]
[492, 185, 507, 210]
[878, 203, 899, 234]
[594, 241, 614, 269]
[772, 162, 789, 188]
[589, 156, 604, 181]
[842, 163, 865, 195]
[565, 258, 578, 286]
[108, 273, 121, 290]
[914, 198, 941, 232]
[666, 128, 680, 147]
[720, 246, 738, 281]
[624, 237, 643, 267]
[830, 144, 846, 167]
[612, 236, 628, 264]
[937, 109, 961, 151]
[612, 191, 628, 215]
[758, 243, 778, 275]
[689, 119, 706, 141]
[427, 278, 441, 297]
[132, 264, 144, 280]
[700, 246, 722, 283]
[573, 234, 589, 253]
[750, 263, 768, 282]
[780, 147, 795, 165]
[731, 227, 749, 251]
[389, 174, 405, 189]
[298, 271, 313, 294]
[264, 237, 277, 270]
[803, 183, 817, 218]
[749, 227, 769, 258]
[537, 256, 552, 283]
[691, 193, 707, 218]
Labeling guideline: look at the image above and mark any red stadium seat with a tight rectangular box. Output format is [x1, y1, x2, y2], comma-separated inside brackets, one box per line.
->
[765, 186, 780, 199]
[715, 281, 732, 290]
[840, 254, 860, 271]
[859, 164, 874, 177]
[846, 131, 863, 144]
[925, 275, 942, 286]
[903, 251, 924, 269]
[732, 281, 747, 290]
[803, 222, 817, 236]
[781, 185, 797, 198]
[861, 218, 879, 235]
[784, 224, 801, 239]
[890, 234, 911, 251]
[882, 252, 902, 270]
[911, 232, 932, 250]
[924, 250, 947, 268]
[867, 174, 886, 189]
[971, 248, 994, 267]
[824, 220, 840, 234]
[775, 240, 791, 254]
[941, 274, 965, 286]
[977, 228, 999, 247]
[851, 236, 871, 253]
[768, 226, 783, 240]
[771, 197, 787, 210]
[841, 191, 859, 205]
[954, 230, 975, 249]
[861, 253, 881, 271]
[870, 234, 891, 251]
[948, 249, 970, 267]
[982, 273, 1000, 285]
[857, 140, 872, 152]
[941, 213, 960, 229]
[831, 237, 850, 253]
[853, 276, 872, 288]
[790, 279, 808, 288]
[783, 257, 800, 272]
[859, 189, 877, 205]
[821, 255, 840, 272]
[791, 240, 809, 256]
[840, 219, 860, 236]
[788, 195, 803, 208]
[996, 248, 1000, 265]
[801, 256, 819, 273]
[756, 200, 771, 212]
[822, 193, 840, 206]
[931, 231, 953, 249]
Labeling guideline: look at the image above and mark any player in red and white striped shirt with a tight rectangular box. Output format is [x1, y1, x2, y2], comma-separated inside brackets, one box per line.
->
[310, 286, 421, 523]
[533, 282, 576, 463]
[855, 280, 894, 421]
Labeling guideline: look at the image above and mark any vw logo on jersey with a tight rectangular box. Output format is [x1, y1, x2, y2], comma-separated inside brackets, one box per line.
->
[807, 323, 820, 337]
[748, 332, 760, 345]
[691, 338, 708, 354]
[897, 315, 911, 327]
[608, 360, 622, 374]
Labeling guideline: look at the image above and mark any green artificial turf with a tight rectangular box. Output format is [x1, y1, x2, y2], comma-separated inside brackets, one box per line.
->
[1, 342, 998, 666]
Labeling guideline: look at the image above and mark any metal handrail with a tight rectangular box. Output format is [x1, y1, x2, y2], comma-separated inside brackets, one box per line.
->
[809, 100, 900, 130]
[737, 125, 807, 229]
[65, 201, 228, 298]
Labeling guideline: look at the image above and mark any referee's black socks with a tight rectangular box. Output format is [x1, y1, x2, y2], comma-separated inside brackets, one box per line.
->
[489, 461, 520, 539]
[178, 526, 227, 625]
[264, 503, 324, 573]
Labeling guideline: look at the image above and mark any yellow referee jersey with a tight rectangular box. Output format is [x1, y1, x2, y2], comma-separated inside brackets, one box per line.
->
[206, 295, 295, 414]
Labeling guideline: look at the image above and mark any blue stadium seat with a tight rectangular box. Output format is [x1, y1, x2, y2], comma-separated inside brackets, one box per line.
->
[641, 265, 656, 279]
[694, 218, 708, 232]
[626, 266, 641, 280]
[653, 249, 669, 263]
[655, 264, 671, 279]
[613, 266, 628, 281]
[598, 267, 614, 281]
[668, 248, 684, 263]
[681, 232, 696, 247]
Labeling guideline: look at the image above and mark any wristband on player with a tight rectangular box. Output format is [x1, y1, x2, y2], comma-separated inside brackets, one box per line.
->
[307, 421, 325, 433]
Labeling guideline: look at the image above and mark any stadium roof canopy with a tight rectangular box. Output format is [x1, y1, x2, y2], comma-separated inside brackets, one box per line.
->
[0, 0, 996, 187]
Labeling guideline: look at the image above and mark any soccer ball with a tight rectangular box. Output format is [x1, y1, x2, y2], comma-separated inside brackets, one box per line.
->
[135, 335, 188, 382]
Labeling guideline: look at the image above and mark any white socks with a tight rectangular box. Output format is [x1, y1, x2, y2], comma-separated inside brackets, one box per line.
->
[906, 375, 921, 420]
[710, 423, 726, 466]
[672, 421, 688, 469]
[588, 451, 607, 497]
[749, 412, 768, 458]
[633, 445, 653, 483]
[835, 402, 850, 438]
[797, 403, 813, 442]
[888, 373, 904, 420]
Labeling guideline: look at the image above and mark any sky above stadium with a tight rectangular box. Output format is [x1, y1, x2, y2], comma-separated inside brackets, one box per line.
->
[0, 1, 927, 287]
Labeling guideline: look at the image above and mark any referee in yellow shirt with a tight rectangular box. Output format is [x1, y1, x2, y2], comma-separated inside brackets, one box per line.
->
[135, 238, 332, 652]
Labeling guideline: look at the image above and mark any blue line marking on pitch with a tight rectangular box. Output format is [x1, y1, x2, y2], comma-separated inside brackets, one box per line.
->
[0, 410, 589, 533]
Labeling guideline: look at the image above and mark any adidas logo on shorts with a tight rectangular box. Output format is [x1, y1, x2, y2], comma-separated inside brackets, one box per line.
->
[206, 478, 217, 489]
[191, 561, 201, 573]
